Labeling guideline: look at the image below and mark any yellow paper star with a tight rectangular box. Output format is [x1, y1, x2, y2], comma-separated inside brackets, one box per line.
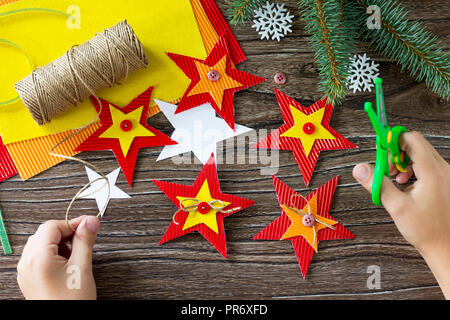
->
[280, 194, 337, 252]
[99, 105, 155, 156]
[281, 105, 336, 156]
[188, 55, 243, 109]
[177, 180, 230, 233]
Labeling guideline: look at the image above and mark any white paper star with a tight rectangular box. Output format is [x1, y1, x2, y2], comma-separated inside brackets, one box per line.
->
[154, 100, 254, 164]
[79, 167, 130, 217]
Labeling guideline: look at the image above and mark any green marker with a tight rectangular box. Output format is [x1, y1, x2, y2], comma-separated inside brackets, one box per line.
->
[0, 207, 12, 255]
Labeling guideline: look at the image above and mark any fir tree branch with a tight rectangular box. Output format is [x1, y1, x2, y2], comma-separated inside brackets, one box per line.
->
[355, 0, 450, 99]
[228, 0, 264, 24]
[298, 0, 357, 104]
[315, 1, 339, 86]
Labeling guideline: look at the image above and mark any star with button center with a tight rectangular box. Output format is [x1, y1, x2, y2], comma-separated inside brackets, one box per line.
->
[280, 194, 337, 252]
[253, 175, 355, 278]
[99, 106, 155, 157]
[188, 56, 243, 109]
[252, 89, 357, 186]
[76, 87, 177, 187]
[177, 180, 231, 233]
[281, 105, 336, 156]
[153, 154, 255, 258]
[167, 34, 265, 130]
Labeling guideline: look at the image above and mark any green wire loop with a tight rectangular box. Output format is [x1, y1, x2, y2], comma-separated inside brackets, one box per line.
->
[0, 7, 70, 19]
[0, 7, 71, 106]
[0, 38, 35, 106]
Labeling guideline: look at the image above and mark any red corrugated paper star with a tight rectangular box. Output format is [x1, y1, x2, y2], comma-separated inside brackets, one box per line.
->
[252, 89, 357, 186]
[76, 87, 177, 187]
[153, 153, 255, 258]
[167, 33, 265, 130]
[253, 175, 355, 278]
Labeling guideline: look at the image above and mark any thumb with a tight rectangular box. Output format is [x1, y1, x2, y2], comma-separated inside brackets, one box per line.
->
[69, 216, 100, 268]
[353, 163, 408, 215]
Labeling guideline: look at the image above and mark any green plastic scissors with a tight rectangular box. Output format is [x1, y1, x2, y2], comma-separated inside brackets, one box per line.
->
[364, 78, 410, 206]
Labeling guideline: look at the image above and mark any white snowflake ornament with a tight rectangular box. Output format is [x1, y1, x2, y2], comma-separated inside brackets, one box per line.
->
[348, 53, 380, 93]
[252, 1, 294, 42]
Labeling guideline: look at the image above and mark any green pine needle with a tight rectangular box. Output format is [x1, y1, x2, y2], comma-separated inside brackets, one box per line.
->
[228, 0, 265, 24]
[353, 0, 449, 100]
[298, 0, 358, 104]
[227, 0, 449, 102]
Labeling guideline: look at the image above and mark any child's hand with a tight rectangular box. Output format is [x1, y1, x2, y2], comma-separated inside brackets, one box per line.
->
[353, 131, 450, 299]
[17, 215, 100, 300]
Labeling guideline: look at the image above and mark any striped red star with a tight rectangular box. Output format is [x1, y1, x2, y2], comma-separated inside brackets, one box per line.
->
[153, 154, 255, 258]
[167, 33, 265, 130]
[253, 175, 355, 278]
[252, 89, 357, 186]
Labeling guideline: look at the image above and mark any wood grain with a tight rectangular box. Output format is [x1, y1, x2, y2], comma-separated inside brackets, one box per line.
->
[0, 0, 449, 299]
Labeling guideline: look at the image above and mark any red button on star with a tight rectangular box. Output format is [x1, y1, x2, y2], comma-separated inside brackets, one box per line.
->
[197, 202, 210, 214]
[120, 120, 133, 132]
[303, 122, 315, 135]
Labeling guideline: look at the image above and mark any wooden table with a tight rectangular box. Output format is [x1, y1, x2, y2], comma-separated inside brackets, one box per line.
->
[0, 0, 449, 299]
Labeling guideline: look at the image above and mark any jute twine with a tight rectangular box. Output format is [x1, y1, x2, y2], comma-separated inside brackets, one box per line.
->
[52, 21, 148, 231]
[14, 20, 148, 125]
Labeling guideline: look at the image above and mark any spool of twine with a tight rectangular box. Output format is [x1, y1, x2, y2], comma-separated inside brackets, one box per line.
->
[14, 20, 148, 125]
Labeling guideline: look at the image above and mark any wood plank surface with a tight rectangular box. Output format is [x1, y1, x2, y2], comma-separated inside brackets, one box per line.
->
[0, 0, 449, 299]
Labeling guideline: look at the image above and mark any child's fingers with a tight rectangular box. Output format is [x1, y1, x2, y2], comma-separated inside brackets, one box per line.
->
[58, 239, 72, 259]
[32, 217, 84, 253]
[25, 216, 86, 257]
[35, 220, 73, 244]
[395, 165, 414, 184]
[399, 131, 437, 179]
[353, 163, 408, 211]
[389, 159, 399, 176]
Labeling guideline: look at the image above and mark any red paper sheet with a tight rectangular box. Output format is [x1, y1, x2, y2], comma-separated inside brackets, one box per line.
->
[199, 0, 246, 65]
[0, 137, 17, 182]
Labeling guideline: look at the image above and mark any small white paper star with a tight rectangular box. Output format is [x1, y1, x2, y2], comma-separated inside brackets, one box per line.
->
[79, 167, 131, 217]
[154, 100, 254, 164]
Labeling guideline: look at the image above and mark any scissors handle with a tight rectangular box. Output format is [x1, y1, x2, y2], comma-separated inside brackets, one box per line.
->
[388, 126, 410, 172]
[372, 137, 389, 206]
[365, 78, 410, 206]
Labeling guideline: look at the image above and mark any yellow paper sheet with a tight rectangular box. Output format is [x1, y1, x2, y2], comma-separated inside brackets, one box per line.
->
[0, 0, 206, 144]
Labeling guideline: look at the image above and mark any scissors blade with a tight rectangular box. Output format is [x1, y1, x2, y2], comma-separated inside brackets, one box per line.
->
[375, 78, 387, 127]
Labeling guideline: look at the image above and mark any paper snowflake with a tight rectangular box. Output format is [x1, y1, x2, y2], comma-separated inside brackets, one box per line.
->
[252, 1, 294, 42]
[348, 53, 380, 93]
